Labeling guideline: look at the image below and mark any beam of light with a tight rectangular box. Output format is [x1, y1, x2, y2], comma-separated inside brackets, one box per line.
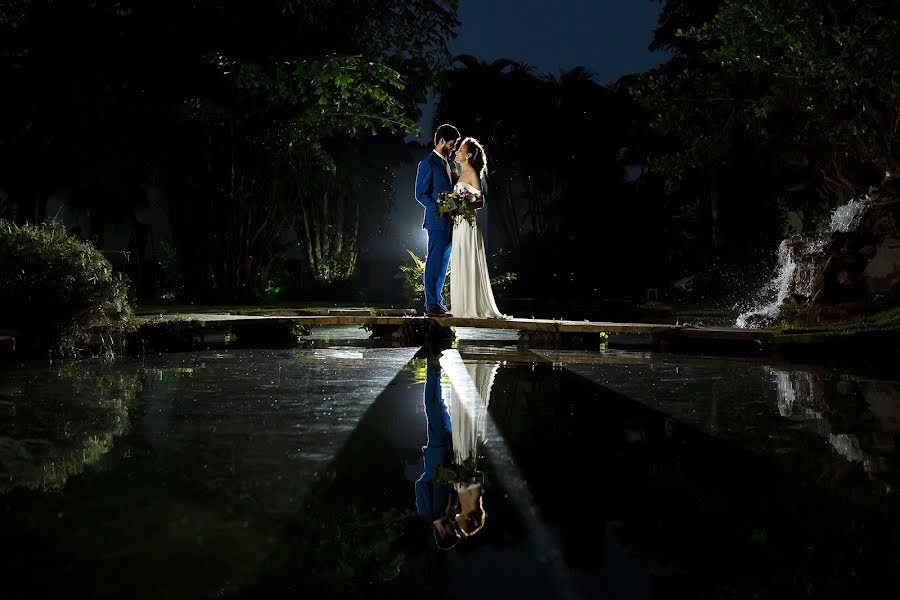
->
[439, 349, 580, 600]
[277, 347, 419, 500]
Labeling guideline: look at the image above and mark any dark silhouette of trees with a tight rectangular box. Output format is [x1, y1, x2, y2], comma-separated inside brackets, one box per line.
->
[0, 0, 460, 301]
[434, 57, 657, 303]
[615, 0, 900, 307]
[637, 0, 900, 230]
[433, 56, 536, 247]
[649, 0, 723, 55]
[297, 136, 412, 286]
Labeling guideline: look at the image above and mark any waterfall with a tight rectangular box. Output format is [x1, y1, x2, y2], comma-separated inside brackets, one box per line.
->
[735, 196, 872, 328]
[830, 197, 873, 232]
[735, 241, 797, 329]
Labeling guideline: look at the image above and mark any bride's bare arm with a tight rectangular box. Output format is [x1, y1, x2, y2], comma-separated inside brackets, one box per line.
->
[460, 175, 484, 209]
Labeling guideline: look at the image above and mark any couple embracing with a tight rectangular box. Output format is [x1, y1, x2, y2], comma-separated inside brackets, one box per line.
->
[415, 124, 509, 319]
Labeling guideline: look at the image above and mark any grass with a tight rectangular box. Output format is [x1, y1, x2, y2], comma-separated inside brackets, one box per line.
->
[133, 301, 398, 316]
[775, 305, 900, 335]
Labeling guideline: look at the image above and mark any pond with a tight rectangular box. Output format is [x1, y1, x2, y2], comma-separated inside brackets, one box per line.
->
[1, 331, 898, 599]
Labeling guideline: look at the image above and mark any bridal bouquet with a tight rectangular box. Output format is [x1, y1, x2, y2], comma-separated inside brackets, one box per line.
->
[437, 190, 477, 227]
[438, 456, 482, 486]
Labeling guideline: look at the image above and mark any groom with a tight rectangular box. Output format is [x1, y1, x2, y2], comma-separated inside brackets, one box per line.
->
[415, 355, 460, 549]
[415, 123, 460, 317]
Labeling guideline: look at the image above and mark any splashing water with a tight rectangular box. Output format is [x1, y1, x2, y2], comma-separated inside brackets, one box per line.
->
[735, 196, 872, 328]
[735, 241, 797, 329]
[830, 196, 873, 233]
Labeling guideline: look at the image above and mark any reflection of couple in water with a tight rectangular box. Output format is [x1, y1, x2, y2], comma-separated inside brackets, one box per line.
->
[415, 352, 498, 549]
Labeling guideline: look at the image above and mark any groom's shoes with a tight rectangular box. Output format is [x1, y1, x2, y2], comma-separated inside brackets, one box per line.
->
[426, 307, 452, 318]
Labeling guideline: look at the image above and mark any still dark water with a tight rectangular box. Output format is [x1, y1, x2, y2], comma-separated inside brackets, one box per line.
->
[1, 340, 898, 600]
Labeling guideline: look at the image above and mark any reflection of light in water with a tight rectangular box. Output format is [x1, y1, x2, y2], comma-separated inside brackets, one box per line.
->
[771, 369, 823, 422]
[310, 350, 366, 360]
[0, 369, 136, 494]
[448, 362, 498, 464]
[768, 367, 875, 472]
[772, 368, 796, 416]
[440, 350, 578, 599]
[827, 433, 872, 472]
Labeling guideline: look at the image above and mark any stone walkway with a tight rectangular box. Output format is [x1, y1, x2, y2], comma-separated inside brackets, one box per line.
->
[132, 312, 776, 355]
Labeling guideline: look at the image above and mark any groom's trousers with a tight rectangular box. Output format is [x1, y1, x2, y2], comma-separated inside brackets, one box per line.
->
[424, 228, 452, 311]
[415, 363, 453, 521]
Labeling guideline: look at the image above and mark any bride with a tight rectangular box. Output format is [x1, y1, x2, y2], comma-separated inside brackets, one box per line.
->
[449, 137, 509, 319]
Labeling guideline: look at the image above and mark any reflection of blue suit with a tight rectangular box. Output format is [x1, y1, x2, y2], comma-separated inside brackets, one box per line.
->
[415, 364, 454, 522]
[415, 151, 454, 311]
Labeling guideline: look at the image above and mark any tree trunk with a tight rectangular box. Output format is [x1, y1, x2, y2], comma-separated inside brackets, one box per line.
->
[298, 187, 360, 285]
[709, 177, 720, 250]
[502, 177, 520, 247]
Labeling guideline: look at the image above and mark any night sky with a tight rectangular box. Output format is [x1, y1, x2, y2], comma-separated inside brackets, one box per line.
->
[453, 0, 668, 83]
[381, 0, 671, 259]
[417, 0, 670, 133]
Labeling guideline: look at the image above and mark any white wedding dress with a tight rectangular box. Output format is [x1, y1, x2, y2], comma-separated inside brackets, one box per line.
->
[450, 181, 509, 319]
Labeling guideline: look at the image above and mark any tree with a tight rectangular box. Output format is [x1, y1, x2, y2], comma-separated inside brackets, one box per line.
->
[435, 58, 640, 299]
[0, 0, 461, 301]
[163, 51, 421, 300]
[0, 1, 155, 227]
[649, 0, 723, 54]
[635, 1, 900, 215]
[616, 0, 900, 302]
[297, 136, 412, 285]
[434, 56, 536, 247]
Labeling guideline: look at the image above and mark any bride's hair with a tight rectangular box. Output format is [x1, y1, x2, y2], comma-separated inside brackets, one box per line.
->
[460, 137, 487, 179]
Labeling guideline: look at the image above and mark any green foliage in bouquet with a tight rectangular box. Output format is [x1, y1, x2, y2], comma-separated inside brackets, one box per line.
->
[438, 456, 482, 485]
[437, 190, 477, 227]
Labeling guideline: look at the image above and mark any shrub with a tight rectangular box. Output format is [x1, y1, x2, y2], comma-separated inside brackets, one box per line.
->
[398, 250, 447, 307]
[156, 240, 184, 300]
[264, 256, 289, 302]
[396, 249, 517, 308]
[0, 219, 132, 356]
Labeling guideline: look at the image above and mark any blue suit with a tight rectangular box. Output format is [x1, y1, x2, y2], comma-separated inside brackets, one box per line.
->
[415, 151, 455, 311]
[415, 364, 454, 523]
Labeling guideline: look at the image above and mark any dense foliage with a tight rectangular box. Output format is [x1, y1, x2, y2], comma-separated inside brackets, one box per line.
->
[5, 0, 895, 309]
[434, 57, 675, 301]
[398, 249, 515, 308]
[636, 0, 900, 215]
[0, 219, 132, 356]
[0, 0, 459, 301]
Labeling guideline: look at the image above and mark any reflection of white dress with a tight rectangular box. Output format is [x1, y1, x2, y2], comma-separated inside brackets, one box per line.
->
[450, 182, 508, 319]
[450, 362, 500, 464]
